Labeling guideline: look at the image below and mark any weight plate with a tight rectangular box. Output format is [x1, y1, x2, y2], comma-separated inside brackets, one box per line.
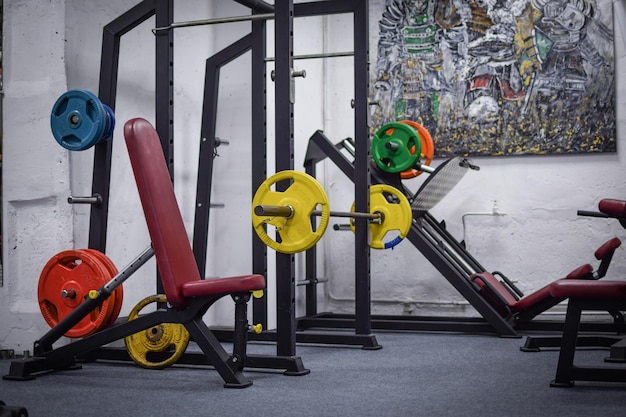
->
[350, 184, 412, 250]
[399, 120, 435, 179]
[252, 170, 330, 254]
[124, 294, 190, 369]
[371, 122, 421, 173]
[80, 249, 123, 327]
[38, 250, 115, 338]
[50, 89, 108, 151]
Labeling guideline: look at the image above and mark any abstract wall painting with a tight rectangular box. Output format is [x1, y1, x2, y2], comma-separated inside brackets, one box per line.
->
[369, 0, 616, 157]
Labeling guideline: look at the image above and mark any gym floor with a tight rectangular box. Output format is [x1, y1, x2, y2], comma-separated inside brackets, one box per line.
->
[1, 331, 624, 417]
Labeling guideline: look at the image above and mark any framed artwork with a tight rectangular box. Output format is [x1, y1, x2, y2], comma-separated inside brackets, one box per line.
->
[369, 0, 616, 157]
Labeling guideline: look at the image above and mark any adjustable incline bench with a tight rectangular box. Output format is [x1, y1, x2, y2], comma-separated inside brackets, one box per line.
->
[4, 118, 266, 388]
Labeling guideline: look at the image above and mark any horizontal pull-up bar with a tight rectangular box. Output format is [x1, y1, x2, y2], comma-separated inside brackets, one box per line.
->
[152, 13, 274, 33]
[265, 51, 354, 61]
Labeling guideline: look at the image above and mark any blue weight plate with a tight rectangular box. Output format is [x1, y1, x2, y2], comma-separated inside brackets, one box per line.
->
[50, 89, 107, 151]
[102, 104, 116, 140]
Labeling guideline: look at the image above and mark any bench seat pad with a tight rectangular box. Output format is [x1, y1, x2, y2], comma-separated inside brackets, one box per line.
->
[182, 275, 265, 297]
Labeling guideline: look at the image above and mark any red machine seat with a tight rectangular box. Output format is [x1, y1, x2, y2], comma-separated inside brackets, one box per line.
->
[469, 234, 621, 319]
[470, 264, 594, 316]
[549, 280, 626, 300]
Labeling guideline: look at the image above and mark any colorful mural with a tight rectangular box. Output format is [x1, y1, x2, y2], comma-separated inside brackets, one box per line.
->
[369, 0, 616, 157]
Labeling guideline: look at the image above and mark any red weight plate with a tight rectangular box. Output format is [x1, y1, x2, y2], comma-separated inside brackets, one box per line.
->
[77, 250, 118, 330]
[399, 120, 435, 179]
[37, 250, 113, 338]
[81, 249, 123, 327]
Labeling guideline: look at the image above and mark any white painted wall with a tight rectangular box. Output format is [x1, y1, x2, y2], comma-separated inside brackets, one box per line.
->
[1, 0, 625, 351]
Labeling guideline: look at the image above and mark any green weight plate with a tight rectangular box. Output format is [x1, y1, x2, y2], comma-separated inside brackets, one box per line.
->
[372, 122, 422, 173]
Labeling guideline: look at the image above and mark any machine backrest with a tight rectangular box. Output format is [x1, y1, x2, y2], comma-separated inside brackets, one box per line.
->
[124, 118, 201, 309]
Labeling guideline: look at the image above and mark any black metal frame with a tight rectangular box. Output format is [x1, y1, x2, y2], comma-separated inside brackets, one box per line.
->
[192, 33, 254, 277]
[79, 0, 375, 366]
[203, 0, 376, 356]
[90, 0, 172, 254]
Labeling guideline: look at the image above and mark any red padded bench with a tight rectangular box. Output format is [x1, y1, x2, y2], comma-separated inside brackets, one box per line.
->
[547, 280, 626, 387]
[125, 117, 265, 307]
[124, 117, 265, 387]
[469, 237, 622, 323]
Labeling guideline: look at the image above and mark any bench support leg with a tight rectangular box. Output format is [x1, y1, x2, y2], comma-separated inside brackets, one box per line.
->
[550, 301, 581, 387]
[232, 293, 251, 372]
[185, 317, 253, 389]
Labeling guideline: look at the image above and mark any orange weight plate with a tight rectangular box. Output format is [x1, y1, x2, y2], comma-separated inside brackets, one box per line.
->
[81, 249, 123, 327]
[399, 120, 435, 179]
[38, 250, 114, 338]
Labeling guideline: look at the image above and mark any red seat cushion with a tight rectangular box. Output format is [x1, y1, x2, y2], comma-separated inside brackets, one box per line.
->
[470, 272, 518, 316]
[510, 284, 551, 313]
[594, 237, 622, 260]
[564, 264, 593, 279]
[511, 263, 595, 312]
[599, 199, 626, 218]
[549, 280, 626, 300]
[182, 275, 265, 297]
[125, 118, 202, 309]
[473, 264, 596, 315]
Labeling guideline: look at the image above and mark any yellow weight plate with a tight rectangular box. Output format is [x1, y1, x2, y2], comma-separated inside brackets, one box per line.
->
[252, 170, 330, 254]
[124, 294, 190, 369]
[350, 184, 412, 249]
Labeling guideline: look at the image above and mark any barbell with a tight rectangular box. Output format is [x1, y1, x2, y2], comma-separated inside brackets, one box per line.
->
[251, 170, 412, 254]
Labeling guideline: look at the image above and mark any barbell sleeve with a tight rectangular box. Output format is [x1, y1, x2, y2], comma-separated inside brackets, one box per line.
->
[415, 163, 435, 174]
[254, 205, 294, 218]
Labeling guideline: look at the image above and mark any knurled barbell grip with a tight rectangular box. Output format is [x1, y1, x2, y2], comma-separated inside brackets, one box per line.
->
[255, 204, 380, 221]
